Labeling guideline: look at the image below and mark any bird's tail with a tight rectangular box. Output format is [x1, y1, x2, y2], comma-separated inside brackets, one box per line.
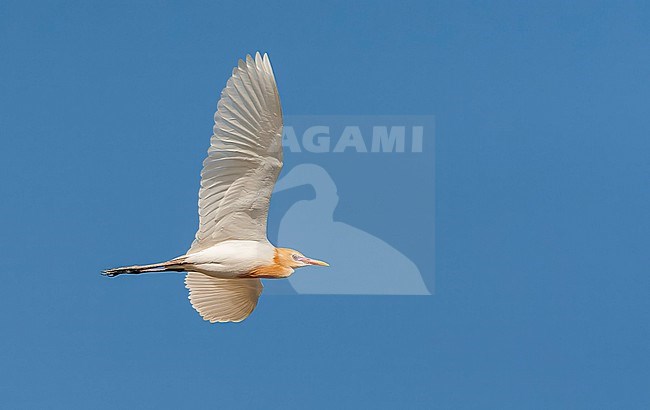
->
[102, 258, 186, 277]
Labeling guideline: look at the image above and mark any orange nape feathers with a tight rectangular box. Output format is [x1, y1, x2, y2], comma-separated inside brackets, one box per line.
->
[275, 248, 309, 268]
[247, 248, 301, 278]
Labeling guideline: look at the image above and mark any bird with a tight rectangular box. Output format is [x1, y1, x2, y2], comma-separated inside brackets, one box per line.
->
[103, 53, 329, 323]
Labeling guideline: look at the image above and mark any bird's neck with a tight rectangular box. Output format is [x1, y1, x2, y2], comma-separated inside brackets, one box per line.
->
[247, 248, 294, 278]
[248, 264, 293, 278]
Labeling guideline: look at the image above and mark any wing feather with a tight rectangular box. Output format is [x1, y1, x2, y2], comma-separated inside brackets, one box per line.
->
[185, 272, 263, 323]
[190, 52, 283, 253]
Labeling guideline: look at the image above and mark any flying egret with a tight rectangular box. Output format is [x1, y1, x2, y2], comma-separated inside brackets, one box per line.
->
[103, 53, 329, 323]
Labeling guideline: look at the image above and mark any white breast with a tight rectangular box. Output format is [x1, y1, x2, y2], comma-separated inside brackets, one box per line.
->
[183, 240, 275, 278]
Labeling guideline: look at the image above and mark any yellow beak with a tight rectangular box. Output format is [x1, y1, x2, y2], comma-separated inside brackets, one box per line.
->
[304, 258, 329, 267]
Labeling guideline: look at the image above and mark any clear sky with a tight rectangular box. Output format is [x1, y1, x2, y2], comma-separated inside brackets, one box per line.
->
[1, 1, 649, 408]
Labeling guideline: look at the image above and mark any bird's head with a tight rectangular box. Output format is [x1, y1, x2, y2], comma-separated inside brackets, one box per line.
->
[276, 248, 329, 269]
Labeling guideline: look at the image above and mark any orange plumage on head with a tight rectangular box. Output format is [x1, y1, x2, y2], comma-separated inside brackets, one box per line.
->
[247, 248, 296, 278]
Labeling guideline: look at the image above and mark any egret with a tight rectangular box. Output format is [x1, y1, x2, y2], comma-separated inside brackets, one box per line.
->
[103, 53, 329, 323]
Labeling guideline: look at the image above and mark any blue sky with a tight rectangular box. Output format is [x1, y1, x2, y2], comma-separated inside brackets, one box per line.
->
[1, 1, 649, 408]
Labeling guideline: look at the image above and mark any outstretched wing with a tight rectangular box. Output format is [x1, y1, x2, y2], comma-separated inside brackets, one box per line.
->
[190, 52, 283, 253]
[185, 272, 263, 323]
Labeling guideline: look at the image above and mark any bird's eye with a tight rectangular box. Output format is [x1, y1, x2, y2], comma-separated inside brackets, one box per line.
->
[292, 254, 301, 261]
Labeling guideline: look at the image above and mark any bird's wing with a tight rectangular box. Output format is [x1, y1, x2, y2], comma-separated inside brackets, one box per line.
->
[185, 272, 263, 323]
[190, 52, 283, 253]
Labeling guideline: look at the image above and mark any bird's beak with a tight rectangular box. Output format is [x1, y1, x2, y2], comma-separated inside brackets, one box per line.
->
[303, 257, 329, 267]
